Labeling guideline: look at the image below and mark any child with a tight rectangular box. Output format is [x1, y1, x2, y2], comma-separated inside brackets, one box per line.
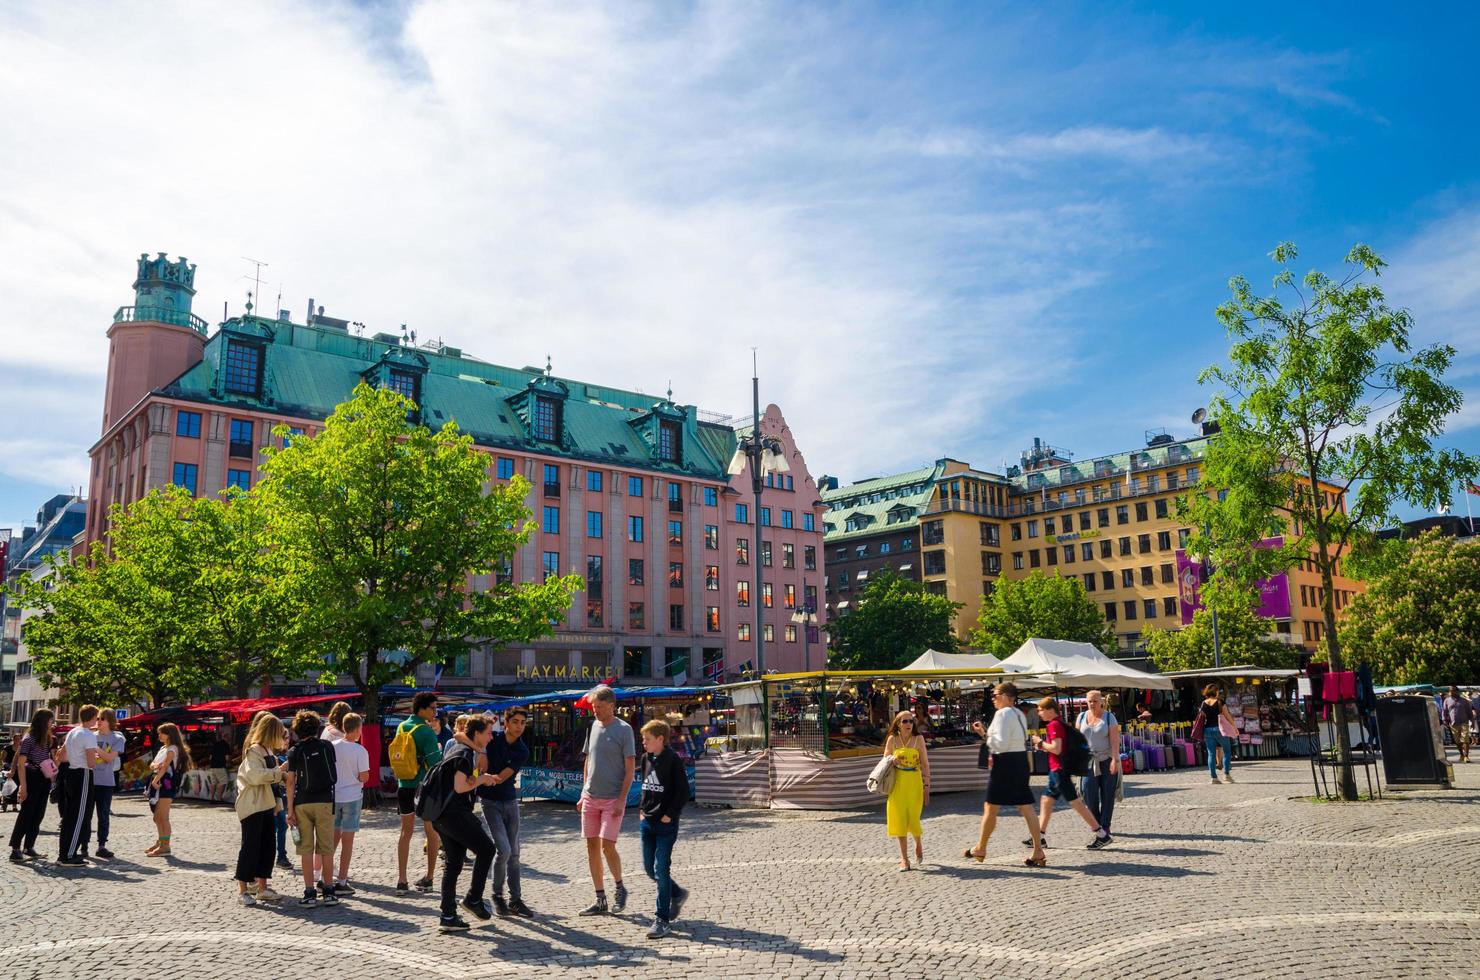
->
[284, 710, 339, 907]
[329, 713, 372, 895]
[637, 719, 688, 938]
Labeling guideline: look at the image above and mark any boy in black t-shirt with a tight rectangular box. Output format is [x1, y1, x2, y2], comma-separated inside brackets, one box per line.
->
[285, 710, 339, 907]
[638, 719, 689, 938]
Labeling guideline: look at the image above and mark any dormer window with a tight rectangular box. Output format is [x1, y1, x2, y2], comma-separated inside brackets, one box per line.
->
[388, 368, 420, 405]
[532, 394, 561, 442]
[658, 419, 682, 463]
[224, 341, 263, 396]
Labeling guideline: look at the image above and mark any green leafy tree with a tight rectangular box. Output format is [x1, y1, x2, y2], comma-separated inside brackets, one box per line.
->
[826, 570, 962, 670]
[1145, 591, 1302, 672]
[969, 570, 1115, 659]
[259, 383, 583, 722]
[1183, 242, 1478, 798]
[1343, 530, 1480, 685]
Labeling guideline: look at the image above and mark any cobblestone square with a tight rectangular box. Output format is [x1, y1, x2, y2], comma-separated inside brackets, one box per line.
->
[4, 754, 1478, 980]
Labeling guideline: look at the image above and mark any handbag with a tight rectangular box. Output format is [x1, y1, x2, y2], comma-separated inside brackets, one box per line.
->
[1217, 714, 1238, 738]
[39, 758, 58, 780]
[1191, 710, 1206, 740]
[866, 753, 897, 796]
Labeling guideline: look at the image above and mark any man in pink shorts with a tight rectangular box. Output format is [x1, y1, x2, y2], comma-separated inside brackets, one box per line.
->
[577, 685, 636, 915]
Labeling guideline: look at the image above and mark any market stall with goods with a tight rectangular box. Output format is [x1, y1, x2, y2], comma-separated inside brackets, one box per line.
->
[1158, 667, 1305, 762]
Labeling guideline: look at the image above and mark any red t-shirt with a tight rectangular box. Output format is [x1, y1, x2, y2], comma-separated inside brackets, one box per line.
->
[1046, 718, 1066, 771]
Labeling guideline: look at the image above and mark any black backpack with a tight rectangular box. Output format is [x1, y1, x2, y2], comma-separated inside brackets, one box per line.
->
[296, 739, 337, 797]
[414, 748, 465, 824]
[1059, 721, 1093, 777]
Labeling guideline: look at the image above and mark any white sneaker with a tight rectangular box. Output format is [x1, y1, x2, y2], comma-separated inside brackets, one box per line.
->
[256, 886, 284, 903]
[238, 893, 256, 907]
[1222, 774, 1235, 783]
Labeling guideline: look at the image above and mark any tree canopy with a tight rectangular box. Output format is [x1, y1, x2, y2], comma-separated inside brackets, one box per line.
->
[826, 570, 962, 670]
[1342, 530, 1480, 685]
[1144, 591, 1302, 673]
[969, 571, 1115, 659]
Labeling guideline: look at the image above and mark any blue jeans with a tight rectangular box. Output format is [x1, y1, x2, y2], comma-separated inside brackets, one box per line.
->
[1204, 731, 1233, 777]
[93, 785, 116, 847]
[640, 818, 681, 921]
[1079, 763, 1117, 833]
[274, 804, 289, 858]
[480, 799, 522, 901]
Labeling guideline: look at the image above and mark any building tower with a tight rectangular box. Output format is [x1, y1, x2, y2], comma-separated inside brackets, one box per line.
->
[101, 253, 206, 431]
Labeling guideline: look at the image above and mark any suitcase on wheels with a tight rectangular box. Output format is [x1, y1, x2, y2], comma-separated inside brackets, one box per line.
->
[1147, 744, 1164, 770]
[1179, 741, 1196, 767]
[1120, 752, 1134, 775]
[1133, 749, 1146, 772]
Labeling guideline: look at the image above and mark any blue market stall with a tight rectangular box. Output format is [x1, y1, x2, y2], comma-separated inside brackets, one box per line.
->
[442, 686, 719, 805]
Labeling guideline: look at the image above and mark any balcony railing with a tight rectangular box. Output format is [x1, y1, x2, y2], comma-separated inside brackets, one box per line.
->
[114, 305, 208, 334]
[922, 498, 1011, 518]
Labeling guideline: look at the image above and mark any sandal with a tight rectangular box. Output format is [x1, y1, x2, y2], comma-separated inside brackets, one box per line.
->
[961, 846, 985, 863]
[1023, 855, 1047, 868]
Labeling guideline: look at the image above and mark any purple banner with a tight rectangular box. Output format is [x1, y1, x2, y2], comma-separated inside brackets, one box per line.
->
[1177, 537, 1292, 624]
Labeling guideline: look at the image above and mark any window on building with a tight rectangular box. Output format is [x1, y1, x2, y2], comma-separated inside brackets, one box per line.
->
[923, 520, 944, 545]
[1123, 600, 1137, 621]
[1027, 520, 1039, 538]
[531, 395, 561, 442]
[668, 520, 683, 546]
[1138, 533, 1151, 554]
[171, 462, 198, 495]
[982, 553, 1001, 575]
[804, 545, 816, 570]
[784, 584, 796, 609]
[1134, 502, 1147, 522]
[229, 419, 253, 458]
[542, 551, 560, 582]
[388, 368, 420, 407]
[762, 541, 773, 567]
[1121, 568, 1134, 588]
[1013, 552, 1024, 571]
[1140, 566, 1154, 586]
[658, 420, 682, 463]
[227, 469, 251, 491]
[705, 565, 720, 590]
[1161, 563, 1174, 584]
[544, 464, 560, 497]
[588, 470, 603, 492]
[1029, 550, 1041, 568]
[785, 624, 797, 643]
[1044, 517, 1056, 535]
[1083, 572, 1096, 592]
[760, 507, 772, 527]
[838, 570, 850, 589]
[1116, 505, 1129, 524]
[1102, 571, 1114, 590]
[763, 624, 774, 642]
[628, 516, 644, 542]
[176, 410, 201, 438]
[1141, 598, 1156, 619]
[587, 511, 603, 538]
[1081, 543, 1094, 561]
[629, 604, 646, 630]
[666, 562, 682, 589]
[496, 457, 515, 480]
[736, 581, 750, 606]
[706, 607, 720, 632]
[980, 522, 1000, 546]
[737, 623, 751, 641]
[704, 486, 718, 506]
[736, 539, 749, 565]
[1080, 512, 1092, 531]
[629, 559, 644, 585]
[1012, 523, 1023, 541]
[1104, 601, 1117, 621]
[780, 543, 794, 568]
[1045, 547, 1057, 566]
[542, 506, 560, 534]
[924, 551, 947, 575]
[781, 509, 794, 529]
[223, 341, 263, 396]
[1155, 498, 1169, 519]
[1186, 465, 1200, 483]
[628, 476, 644, 497]
[735, 503, 749, 524]
[1163, 596, 1178, 616]
[761, 583, 773, 608]
[704, 524, 719, 549]
[1178, 528, 1191, 548]
[588, 598, 604, 628]
[1118, 536, 1131, 557]
[1157, 530, 1171, 550]
[1062, 545, 1075, 564]
[669, 604, 684, 630]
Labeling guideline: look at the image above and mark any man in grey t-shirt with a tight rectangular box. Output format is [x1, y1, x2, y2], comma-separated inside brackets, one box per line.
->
[577, 685, 635, 916]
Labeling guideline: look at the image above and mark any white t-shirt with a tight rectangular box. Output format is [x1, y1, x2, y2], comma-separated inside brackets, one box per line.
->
[323, 725, 345, 743]
[153, 745, 178, 770]
[332, 738, 370, 804]
[64, 726, 99, 768]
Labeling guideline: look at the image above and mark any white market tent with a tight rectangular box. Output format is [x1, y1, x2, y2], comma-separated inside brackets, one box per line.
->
[996, 638, 1174, 690]
[902, 649, 1002, 671]
[1159, 666, 1300, 682]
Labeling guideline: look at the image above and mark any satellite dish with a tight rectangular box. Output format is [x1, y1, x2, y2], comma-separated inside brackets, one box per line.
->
[1191, 408, 1207, 425]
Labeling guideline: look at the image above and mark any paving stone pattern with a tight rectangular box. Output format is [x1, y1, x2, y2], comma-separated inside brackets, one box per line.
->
[3, 755, 1478, 979]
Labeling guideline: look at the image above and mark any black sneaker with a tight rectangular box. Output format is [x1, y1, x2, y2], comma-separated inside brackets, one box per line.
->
[57, 856, 86, 867]
[276, 854, 294, 870]
[415, 876, 434, 892]
[395, 881, 410, 893]
[491, 894, 510, 917]
[507, 899, 534, 918]
[647, 917, 670, 939]
[1086, 834, 1113, 850]
[332, 881, 355, 896]
[319, 882, 339, 906]
[460, 896, 492, 921]
[578, 898, 608, 916]
[438, 915, 471, 933]
[8, 849, 22, 863]
[1022, 837, 1047, 848]
[669, 886, 688, 923]
[95, 847, 115, 860]
[611, 881, 628, 913]
[298, 888, 319, 907]
[22, 848, 42, 860]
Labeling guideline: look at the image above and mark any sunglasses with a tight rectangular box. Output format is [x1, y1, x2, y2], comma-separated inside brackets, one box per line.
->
[899, 719, 915, 725]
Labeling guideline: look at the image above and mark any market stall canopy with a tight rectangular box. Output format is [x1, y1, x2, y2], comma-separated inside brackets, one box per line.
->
[444, 686, 715, 715]
[997, 638, 1174, 690]
[903, 649, 1002, 671]
[1160, 666, 1300, 681]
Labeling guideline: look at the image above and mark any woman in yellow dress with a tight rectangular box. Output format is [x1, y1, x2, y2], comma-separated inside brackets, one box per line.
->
[883, 710, 930, 871]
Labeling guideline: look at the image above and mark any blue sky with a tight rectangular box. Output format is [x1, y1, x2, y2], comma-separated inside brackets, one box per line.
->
[1, 1, 1477, 537]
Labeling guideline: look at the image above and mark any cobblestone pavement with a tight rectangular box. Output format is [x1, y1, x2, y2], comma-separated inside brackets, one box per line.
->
[3, 753, 1478, 980]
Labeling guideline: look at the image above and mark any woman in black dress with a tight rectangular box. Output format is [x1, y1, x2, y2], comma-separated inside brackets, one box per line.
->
[963, 682, 1045, 867]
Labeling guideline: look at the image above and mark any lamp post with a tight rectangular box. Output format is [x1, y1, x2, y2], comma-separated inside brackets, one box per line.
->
[729, 355, 788, 678]
[791, 587, 818, 672]
[1201, 524, 1222, 669]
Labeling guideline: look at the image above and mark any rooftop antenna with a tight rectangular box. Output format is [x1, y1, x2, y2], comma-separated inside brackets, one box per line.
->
[545, 354, 552, 376]
[242, 257, 268, 317]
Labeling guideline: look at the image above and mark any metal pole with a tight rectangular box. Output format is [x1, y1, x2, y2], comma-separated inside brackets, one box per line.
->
[1211, 604, 1222, 670]
[1203, 523, 1222, 669]
[752, 367, 765, 679]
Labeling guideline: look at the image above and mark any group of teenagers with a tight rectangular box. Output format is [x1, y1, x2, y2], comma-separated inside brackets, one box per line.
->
[229, 688, 691, 938]
[5, 704, 186, 864]
[879, 682, 1245, 870]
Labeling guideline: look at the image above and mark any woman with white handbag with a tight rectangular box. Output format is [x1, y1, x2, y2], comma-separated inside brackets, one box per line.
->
[880, 711, 930, 871]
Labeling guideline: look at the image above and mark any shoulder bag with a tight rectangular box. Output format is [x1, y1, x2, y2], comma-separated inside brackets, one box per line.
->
[866, 751, 897, 796]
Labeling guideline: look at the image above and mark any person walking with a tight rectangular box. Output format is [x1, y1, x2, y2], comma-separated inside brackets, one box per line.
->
[577, 685, 636, 916]
[330, 713, 372, 895]
[1, 740, 16, 814]
[285, 710, 339, 907]
[964, 682, 1044, 867]
[477, 707, 534, 918]
[146, 722, 190, 857]
[234, 712, 287, 907]
[92, 709, 125, 860]
[57, 704, 101, 865]
[638, 719, 689, 938]
[1029, 699, 1111, 850]
[393, 692, 443, 893]
[882, 710, 929, 871]
[1440, 686, 1474, 763]
[426, 715, 500, 932]
[1076, 690, 1122, 838]
[8, 709, 56, 862]
[1198, 685, 1239, 784]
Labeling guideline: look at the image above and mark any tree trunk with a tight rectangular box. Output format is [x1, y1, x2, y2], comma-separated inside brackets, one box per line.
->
[1318, 551, 1359, 800]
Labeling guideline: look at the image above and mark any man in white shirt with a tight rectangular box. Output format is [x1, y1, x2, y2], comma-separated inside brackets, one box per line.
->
[328, 713, 372, 895]
[58, 704, 101, 865]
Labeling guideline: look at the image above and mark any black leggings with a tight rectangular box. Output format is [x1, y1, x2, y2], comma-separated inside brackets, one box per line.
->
[235, 808, 277, 883]
[8, 769, 50, 851]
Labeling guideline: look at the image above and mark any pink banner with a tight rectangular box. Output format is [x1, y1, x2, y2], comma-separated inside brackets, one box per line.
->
[1177, 537, 1291, 624]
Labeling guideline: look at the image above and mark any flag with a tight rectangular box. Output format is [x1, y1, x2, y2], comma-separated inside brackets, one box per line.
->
[432, 662, 444, 689]
[1468, 482, 1480, 497]
[704, 657, 725, 682]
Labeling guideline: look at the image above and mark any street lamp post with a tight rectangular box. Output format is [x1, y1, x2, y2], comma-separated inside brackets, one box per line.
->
[791, 583, 818, 672]
[729, 356, 788, 678]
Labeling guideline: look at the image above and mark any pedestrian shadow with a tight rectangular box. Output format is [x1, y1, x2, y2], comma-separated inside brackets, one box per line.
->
[1076, 862, 1214, 878]
[924, 864, 1071, 882]
[519, 866, 570, 883]
[162, 856, 228, 872]
[1122, 846, 1220, 858]
[1111, 831, 1254, 843]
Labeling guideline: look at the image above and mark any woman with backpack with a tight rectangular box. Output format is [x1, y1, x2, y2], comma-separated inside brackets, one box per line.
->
[963, 682, 1045, 867]
[1028, 699, 1111, 850]
[1196, 685, 1239, 784]
[147, 722, 191, 857]
[882, 710, 930, 871]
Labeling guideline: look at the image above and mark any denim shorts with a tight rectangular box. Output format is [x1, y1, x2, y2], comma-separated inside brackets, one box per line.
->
[334, 799, 363, 833]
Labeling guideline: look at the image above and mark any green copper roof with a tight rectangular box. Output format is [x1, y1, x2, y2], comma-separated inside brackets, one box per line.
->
[1010, 437, 1208, 492]
[161, 317, 736, 480]
[820, 464, 939, 543]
